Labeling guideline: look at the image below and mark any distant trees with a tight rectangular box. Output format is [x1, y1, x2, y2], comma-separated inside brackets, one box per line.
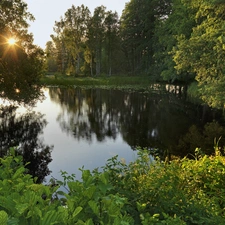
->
[48, 5, 122, 76]
[47, 1, 174, 77]
[120, 0, 172, 75]
[47, 0, 225, 107]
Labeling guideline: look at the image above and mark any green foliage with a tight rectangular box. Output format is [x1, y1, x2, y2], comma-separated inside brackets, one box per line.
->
[58, 168, 133, 224]
[50, 4, 122, 77]
[103, 150, 225, 224]
[173, 0, 225, 107]
[1, 148, 225, 224]
[46, 0, 225, 108]
[0, 210, 8, 225]
[0, 153, 62, 225]
[0, 0, 44, 105]
[153, 0, 196, 82]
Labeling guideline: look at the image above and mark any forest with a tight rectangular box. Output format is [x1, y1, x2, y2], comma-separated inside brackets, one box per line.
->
[46, 0, 225, 108]
[1, 1, 225, 224]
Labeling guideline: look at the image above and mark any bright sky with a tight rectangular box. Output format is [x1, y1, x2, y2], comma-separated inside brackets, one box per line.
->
[24, 0, 128, 49]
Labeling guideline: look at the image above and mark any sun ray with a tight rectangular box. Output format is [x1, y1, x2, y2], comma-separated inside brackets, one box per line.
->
[7, 37, 16, 45]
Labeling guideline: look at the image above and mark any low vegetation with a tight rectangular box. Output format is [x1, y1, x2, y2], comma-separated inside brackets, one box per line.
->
[1, 147, 225, 224]
[40, 75, 154, 88]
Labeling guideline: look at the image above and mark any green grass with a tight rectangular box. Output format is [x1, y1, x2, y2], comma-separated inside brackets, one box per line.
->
[40, 75, 154, 88]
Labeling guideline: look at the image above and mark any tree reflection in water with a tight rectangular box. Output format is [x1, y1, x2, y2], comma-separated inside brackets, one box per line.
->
[48, 86, 225, 158]
[0, 105, 53, 183]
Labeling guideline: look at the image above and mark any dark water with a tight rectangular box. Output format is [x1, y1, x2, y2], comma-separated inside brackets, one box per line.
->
[1, 86, 224, 182]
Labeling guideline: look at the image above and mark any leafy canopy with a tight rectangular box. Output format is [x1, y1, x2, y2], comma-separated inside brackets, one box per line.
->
[0, 0, 44, 105]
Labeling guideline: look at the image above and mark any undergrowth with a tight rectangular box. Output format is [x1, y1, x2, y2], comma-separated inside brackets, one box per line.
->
[0, 147, 225, 224]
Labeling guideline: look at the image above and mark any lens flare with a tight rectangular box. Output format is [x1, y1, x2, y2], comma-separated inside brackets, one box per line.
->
[7, 38, 16, 45]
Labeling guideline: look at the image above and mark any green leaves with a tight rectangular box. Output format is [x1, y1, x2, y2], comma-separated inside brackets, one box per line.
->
[72, 206, 83, 218]
[0, 211, 8, 225]
[0, 0, 44, 106]
[40, 209, 65, 225]
[1, 149, 225, 224]
[173, 0, 225, 107]
[88, 201, 99, 215]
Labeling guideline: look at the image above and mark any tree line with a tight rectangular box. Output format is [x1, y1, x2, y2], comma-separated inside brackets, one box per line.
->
[46, 0, 225, 107]
[0, 0, 224, 107]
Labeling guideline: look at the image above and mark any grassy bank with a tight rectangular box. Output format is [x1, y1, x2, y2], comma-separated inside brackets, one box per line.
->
[40, 75, 154, 87]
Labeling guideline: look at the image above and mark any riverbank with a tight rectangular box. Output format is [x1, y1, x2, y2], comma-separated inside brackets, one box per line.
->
[40, 75, 154, 87]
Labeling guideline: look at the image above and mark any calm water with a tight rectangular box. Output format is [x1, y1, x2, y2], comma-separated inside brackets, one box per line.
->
[1, 86, 224, 182]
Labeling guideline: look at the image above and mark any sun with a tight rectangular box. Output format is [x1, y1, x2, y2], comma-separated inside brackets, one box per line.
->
[7, 37, 16, 45]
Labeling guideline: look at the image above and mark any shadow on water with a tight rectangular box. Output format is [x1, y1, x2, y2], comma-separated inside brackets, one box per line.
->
[48, 85, 225, 159]
[1, 84, 225, 182]
[0, 105, 53, 183]
[0, 51, 53, 183]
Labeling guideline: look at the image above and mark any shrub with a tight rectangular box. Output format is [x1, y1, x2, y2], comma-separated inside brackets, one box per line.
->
[1, 149, 225, 224]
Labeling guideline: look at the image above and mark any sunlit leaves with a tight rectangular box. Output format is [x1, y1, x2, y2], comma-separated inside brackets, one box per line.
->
[173, 0, 225, 107]
[0, 210, 8, 225]
[0, 0, 44, 105]
[1, 149, 225, 223]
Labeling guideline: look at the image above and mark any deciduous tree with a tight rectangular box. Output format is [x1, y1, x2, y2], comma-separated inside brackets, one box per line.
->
[174, 0, 225, 107]
[0, 0, 44, 105]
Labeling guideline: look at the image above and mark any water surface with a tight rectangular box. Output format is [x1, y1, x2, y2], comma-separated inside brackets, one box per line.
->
[1, 86, 224, 182]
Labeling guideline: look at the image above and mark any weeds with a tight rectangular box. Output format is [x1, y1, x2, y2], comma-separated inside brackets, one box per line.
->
[1, 149, 225, 224]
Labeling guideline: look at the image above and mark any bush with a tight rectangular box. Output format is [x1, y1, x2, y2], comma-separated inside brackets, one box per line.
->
[0, 149, 225, 224]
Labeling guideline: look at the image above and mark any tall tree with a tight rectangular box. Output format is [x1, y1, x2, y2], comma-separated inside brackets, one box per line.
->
[0, 0, 44, 105]
[63, 5, 91, 75]
[0, 0, 33, 32]
[88, 6, 106, 76]
[52, 5, 91, 76]
[120, 0, 172, 75]
[50, 4, 124, 76]
[173, 0, 225, 107]
[103, 11, 120, 76]
[51, 20, 67, 74]
[153, 0, 195, 82]
[45, 41, 58, 73]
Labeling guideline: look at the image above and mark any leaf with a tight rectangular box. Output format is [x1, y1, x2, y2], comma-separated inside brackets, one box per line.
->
[108, 203, 120, 217]
[88, 200, 99, 216]
[99, 183, 112, 195]
[40, 210, 63, 225]
[0, 210, 8, 225]
[15, 203, 29, 215]
[81, 170, 92, 184]
[100, 173, 108, 185]
[7, 217, 19, 225]
[0, 196, 15, 212]
[85, 218, 94, 225]
[12, 167, 25, 180]
[72, 206, 83, 218]
[83, 186, 96, 199]
[34, 207, 42, 219]
[15, 183, 25, 192]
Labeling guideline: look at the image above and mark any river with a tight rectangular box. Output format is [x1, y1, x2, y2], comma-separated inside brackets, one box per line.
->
[0, 85, 224, 183]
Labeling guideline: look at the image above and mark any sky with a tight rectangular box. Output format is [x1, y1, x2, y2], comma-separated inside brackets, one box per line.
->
[24, 0, 128, 49]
